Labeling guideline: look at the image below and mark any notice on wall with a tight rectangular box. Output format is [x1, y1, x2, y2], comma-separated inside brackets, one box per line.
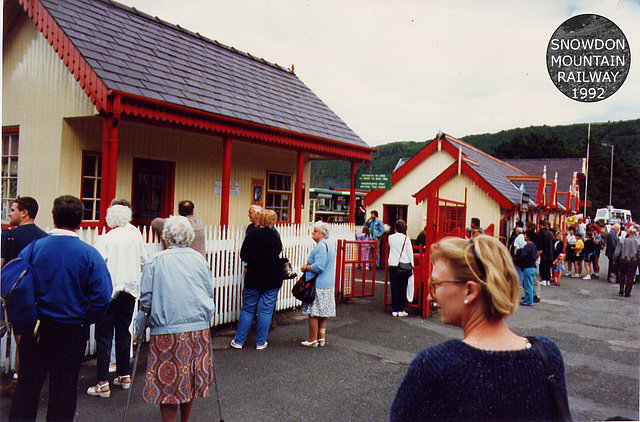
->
[214, 180, 240, 195]
[356, 173, 392, 190]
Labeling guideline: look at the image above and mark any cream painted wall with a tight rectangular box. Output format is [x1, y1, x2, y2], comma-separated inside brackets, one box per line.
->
[3, 13, 98, 228]
[367, 150, 454, 238]
[439, 173, 501, 236]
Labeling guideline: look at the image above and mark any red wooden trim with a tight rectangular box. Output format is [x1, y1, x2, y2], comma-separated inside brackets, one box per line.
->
[79, 221, 100, 229]
[413, 161, 513, 209]
[19, 0, 109, 112]
[2, 127, 19, 135]
[535, 177, 546, 206]
[363, 136, 461, 207]
[294, 152, 304, 224]
[111, 90, 374, 162]
[220, 137, 232, 226]
[349, 162, 357, 223]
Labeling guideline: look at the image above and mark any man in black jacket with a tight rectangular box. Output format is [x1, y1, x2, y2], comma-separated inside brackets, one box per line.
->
[605, 223, 621, 283]
[537, 220, 555, 286]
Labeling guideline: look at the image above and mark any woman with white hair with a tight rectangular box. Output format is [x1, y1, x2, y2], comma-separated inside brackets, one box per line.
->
[87, 204, 147, 398]
[300, 221, 336, 347]
[134, 216, 215, 422]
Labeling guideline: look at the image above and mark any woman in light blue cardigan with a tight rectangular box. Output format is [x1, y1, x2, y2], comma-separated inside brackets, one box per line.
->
[300, 221, 336, 347]
[134, 216, 215, 422]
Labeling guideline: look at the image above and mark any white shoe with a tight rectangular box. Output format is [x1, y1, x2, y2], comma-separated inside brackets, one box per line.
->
[256, 342, 268, 350]
[230, 339, 243, 349]
[397, 311, 409, 317]
[87, 382, 110, 398]
[391, 312, 399, 317]
[583, 275, 591, 280]
[572, 274, 581, 278]
[564, 272, 572, 276]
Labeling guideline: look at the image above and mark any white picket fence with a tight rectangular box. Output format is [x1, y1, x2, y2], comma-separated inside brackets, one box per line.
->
[1, 222, 355, 373]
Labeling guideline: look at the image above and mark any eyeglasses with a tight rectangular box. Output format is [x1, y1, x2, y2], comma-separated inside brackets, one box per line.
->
[428, 277, 467, 298]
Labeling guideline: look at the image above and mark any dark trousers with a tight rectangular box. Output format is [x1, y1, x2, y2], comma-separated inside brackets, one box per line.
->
[618, 260, 638, 297]
[9, 318, 88, 422]
[96, 292, 135, 381]
[539, 259, 552, 281]
[389, 266, 410, 312]
[607, 256, 617, 282]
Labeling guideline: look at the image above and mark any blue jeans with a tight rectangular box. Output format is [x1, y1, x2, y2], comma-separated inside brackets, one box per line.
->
[515, 266, 524, 287]
[522, 267, 536, 305]
[234, 287, 280, 346]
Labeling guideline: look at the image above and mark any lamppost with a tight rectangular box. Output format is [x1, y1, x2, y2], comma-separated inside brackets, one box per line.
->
[602, 143, 614, 206]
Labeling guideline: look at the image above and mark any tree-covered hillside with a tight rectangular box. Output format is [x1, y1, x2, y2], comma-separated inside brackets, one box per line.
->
[310, 119, 640, 220]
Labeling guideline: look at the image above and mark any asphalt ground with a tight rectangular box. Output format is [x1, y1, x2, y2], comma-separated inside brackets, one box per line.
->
[1, 260, 639, 421]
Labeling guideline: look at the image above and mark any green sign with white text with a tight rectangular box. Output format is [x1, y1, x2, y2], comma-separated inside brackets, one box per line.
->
[356, 173, 392, 190]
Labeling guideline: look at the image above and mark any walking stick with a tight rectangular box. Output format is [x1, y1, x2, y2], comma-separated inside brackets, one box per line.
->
[210, 328, 224, 422]
[123, 312, 147, 422]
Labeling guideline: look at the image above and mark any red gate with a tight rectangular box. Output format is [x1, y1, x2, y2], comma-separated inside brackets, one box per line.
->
[335, 239, 377, 300]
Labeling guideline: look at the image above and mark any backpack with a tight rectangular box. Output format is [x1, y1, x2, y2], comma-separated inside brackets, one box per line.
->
[1, 242, 39, 337]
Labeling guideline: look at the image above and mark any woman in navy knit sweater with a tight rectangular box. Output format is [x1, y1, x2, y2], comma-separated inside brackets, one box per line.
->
[391, 235, 570, 421]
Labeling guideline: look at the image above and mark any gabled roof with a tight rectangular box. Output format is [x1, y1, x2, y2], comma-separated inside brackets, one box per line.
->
[503, 158, 585, 192]
[12, 0, 373, 159]
[364, 133, 527, 208]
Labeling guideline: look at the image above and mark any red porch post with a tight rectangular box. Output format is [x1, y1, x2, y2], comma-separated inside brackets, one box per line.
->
[295, 151, 304, 224]
[220, 137, 232, 227]
[349, 161, 357, 223]
[99, 115, 118, 228]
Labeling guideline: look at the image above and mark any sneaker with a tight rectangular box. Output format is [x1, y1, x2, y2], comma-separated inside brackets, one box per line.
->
[593, 272, 599, 277]
[87, 382, 110, 398]
[533, 296, 541, 303]
[256, 342, 268, 350]
[542, 280, 550, 286]
[583, 275, 591, 280]
[564, 272, 572, 276]
[571, 274, 581, 278]
[397, 311, 409, 317]
[230, 339, 243, 349]
[391, 312, 399, 317]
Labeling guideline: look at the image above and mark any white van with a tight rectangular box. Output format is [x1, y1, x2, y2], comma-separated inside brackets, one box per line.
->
[594, 207, 633, 226]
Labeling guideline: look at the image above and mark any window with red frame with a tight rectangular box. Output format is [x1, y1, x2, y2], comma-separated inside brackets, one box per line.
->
[1, 129, 19, 222]
[81, 152, 102, 221]
[266, 171, 292, 222]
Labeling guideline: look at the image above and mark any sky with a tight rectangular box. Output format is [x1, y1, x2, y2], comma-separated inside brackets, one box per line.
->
[123, 0, 640, 147]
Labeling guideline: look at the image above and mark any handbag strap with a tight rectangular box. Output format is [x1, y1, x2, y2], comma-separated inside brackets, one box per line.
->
[526, 336, 572, 422]
[398, 235, 410, 266]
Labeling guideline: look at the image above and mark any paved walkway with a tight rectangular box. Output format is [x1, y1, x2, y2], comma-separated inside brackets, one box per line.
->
[1, 269, 638, 421]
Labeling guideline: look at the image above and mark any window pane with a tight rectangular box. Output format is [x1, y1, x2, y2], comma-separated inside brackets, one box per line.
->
[94, 201, 100, 220]
[9, 179, 17, 198]
[283, 176, 291, 191]
[9, 159, 18, 177]
[11, 136, 19, 155]
[2, 157, 8, 177]
[82, 178, 95, 198]
[83, 155, 96, 176]
[83, 200, 94, 220]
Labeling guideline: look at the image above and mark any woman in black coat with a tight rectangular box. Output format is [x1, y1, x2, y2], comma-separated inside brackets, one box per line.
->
[231, 210, 282, 350]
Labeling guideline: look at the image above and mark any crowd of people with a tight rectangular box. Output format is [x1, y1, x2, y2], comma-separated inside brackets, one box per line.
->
[3, 193, 635, 421]
[507, 216, 640, 305]
[0, 195, 338, 421]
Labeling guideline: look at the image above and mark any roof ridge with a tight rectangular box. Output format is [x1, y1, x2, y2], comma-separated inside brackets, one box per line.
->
[99, 0, 294, 75]
[443, 133, 526, 175]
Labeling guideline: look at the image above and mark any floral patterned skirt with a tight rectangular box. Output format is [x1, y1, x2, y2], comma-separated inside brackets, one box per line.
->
[143, 329, 215, 404]
[301, 288, 336, 318]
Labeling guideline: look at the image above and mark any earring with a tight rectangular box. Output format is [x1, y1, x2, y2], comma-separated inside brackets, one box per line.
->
[463, 300, 468, 304]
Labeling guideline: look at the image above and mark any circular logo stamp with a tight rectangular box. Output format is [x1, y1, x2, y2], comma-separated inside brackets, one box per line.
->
[547, 14, 630, 102]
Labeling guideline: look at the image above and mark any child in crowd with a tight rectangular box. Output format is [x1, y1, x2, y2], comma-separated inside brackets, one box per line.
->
[572, 232, 584, 278]
[553, 253, 565, 286]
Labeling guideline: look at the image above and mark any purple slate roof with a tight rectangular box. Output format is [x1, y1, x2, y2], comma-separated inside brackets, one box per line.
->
[503, 158, 585, 193]
[445, 136, 528, 205]
[38, 0, 369, 149]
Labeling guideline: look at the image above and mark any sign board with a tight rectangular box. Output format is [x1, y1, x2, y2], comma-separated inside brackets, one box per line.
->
[520, 192, 530, 212]
[356, 173, 392, 190]
[214, 180, 240, 196]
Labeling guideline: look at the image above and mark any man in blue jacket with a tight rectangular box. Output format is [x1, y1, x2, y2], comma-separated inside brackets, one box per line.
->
[9, 195, 112, 422]
[366, 210, 385, 267]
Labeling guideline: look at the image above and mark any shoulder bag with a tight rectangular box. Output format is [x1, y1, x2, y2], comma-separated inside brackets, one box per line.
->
[291, 271, 317, 302]
[526, 336, 572, 422]
[396, 235, 413, 277]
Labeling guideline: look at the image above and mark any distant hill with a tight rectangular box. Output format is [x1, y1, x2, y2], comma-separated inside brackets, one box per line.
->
[310, 119, 640, 219]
